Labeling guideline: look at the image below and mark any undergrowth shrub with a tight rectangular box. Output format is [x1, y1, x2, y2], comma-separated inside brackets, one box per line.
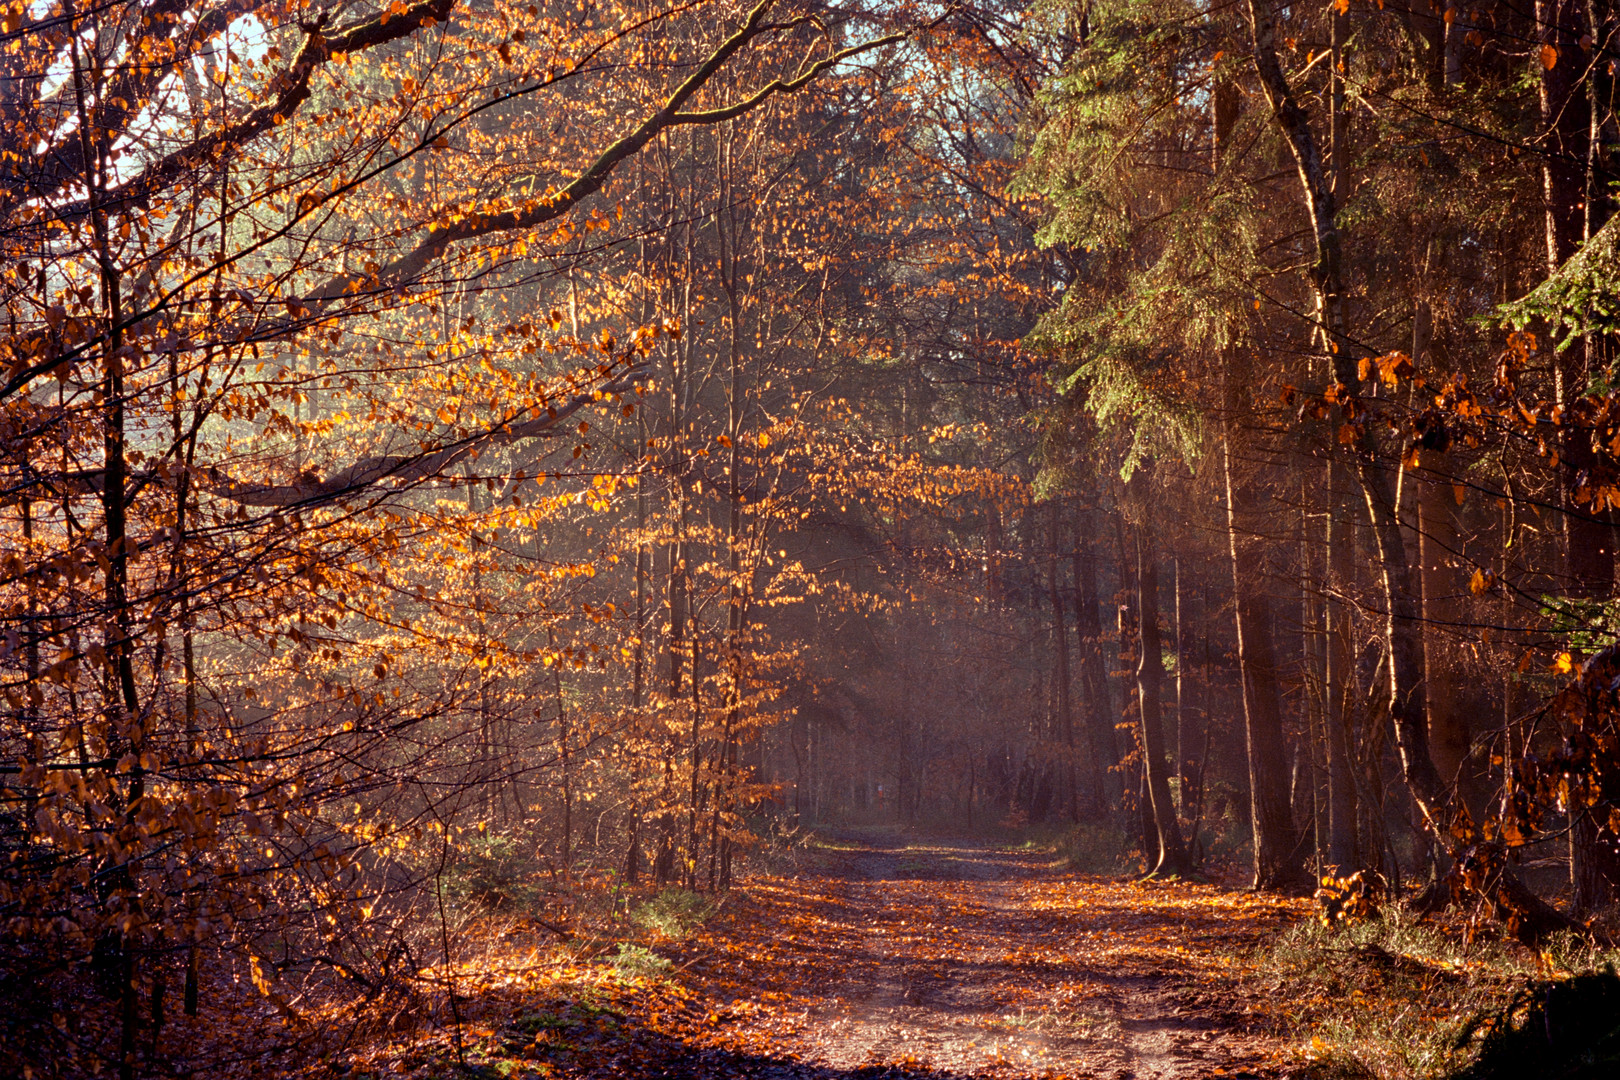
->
[738, 817, 817, 875]
[1056, 822, 1135, 874]
[607, 943, 673, 978]
[446, 832, 542, 912]
[629, 889, 715, 940]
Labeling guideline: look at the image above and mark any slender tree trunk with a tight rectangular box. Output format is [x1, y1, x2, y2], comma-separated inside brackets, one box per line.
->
[717, 130, 744, 890]
[1132, 486, 1193, 876]
[687, 634, 703, 891]
[1073, 517, 1117, 815]
[1323, 459, 1358, 871]
[1049, 506, 1079, 820]
[21, 498, 37, 717]
[1537, 0, 1613, 597]
[656, 263, 692, 885]
[627, 190, 652, 886]
[1171, 557, 1185, 816]
[1249, 0, 1583, 937]
[545, 624, 572, 901]
[73, 25, 145, 1074]
[1179, 575, 1206, 845]
[627, 409, 648, 885]
[1248, 0, 1443, 832]
[1222, 424, 1304, 890]
[1299, 481, 1324, 878]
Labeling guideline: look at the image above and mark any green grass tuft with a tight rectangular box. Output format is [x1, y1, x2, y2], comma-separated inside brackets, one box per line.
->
[627, 888, 715, 940]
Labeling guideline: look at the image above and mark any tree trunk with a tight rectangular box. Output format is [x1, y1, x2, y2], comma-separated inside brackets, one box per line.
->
[1297, 490, 1323, 875]
[1073, 514, 1118, 815]
[1222, 424, 1305, 890]
[1115, 515, 1152, 859]
[627, 211, 652, 887]
[718, 129, 744, 890]
[1177, 562, 1203, 830]
[1049, 506, 1079, 820]
[1416, 450, 1486, 820]
[1248, 0, 1443, 832]
[1323, 458, 1359, 872]
[1570, 0, 1620, 910]
[1132, 489, 1194, 877]
[1538, 0, 1614, 597]
[74, 32, 145, 1073]
[1171, 557, 1185, 815]
[1249, 0, 1584, 938]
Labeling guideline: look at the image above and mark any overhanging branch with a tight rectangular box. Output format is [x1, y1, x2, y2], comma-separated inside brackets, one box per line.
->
[202, 361, 648, 508]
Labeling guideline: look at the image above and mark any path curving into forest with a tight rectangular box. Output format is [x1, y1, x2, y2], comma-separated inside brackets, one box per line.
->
[639, 834, 1306, 1079]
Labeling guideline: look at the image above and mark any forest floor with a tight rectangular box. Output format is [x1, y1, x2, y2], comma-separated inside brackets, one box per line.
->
[351, 834, 1314, 1080]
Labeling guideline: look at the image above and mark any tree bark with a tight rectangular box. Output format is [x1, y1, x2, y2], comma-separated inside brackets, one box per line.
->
[1538, 0, 1614, 597]
[1172, 558, 1188, 818]
[1416, 450, 1488, 821]
[1247, 0, 1443, 833]
[1323, 458, 1359, 871]
[1115, 515, 1153, 858]
[1570, 0, 1620, 911]
[1073, 513, 1118, 815]
[1049, 506, 1080, 820]
[1222, 422, 1305, 890]
[1132, 485, 1194, 877]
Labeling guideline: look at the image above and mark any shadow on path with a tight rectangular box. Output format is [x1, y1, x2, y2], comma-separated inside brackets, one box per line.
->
[461, 830, 1300, 1080]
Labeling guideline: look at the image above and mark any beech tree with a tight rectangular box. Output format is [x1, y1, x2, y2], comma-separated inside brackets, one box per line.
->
[0, 0, 932, 1070]
[19, 0, 1620, 1072]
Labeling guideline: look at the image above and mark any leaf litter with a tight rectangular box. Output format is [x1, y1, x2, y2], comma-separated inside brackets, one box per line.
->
[294, 835, 1311, 1079]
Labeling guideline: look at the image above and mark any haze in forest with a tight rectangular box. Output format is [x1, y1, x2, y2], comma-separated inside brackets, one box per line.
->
[7, 0, 1620, 1077]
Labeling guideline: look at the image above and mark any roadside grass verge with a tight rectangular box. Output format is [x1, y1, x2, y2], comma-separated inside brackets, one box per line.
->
[1254, 904, 1620, 1079]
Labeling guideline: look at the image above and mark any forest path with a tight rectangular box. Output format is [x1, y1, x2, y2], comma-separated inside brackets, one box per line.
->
[652, 833, 1307, 1079]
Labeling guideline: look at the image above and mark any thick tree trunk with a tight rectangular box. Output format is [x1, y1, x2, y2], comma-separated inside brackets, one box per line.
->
[1218, 29, 1300, 887]
[1320, 0, 1360, 878]
[1540, 0, 1587, 275]
[1563, 0, 1620, 911]
[1408, 296, 1479, 821]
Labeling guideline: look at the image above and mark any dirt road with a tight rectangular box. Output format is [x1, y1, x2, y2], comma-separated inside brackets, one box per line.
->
[651, 835, 1306, 1079]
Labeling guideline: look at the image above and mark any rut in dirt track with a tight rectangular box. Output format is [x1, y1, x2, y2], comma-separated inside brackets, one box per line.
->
[650, 834, 1300, 1080]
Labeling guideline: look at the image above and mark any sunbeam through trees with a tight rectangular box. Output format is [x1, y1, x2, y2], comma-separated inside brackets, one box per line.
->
[9, 0, 1620, 1077]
